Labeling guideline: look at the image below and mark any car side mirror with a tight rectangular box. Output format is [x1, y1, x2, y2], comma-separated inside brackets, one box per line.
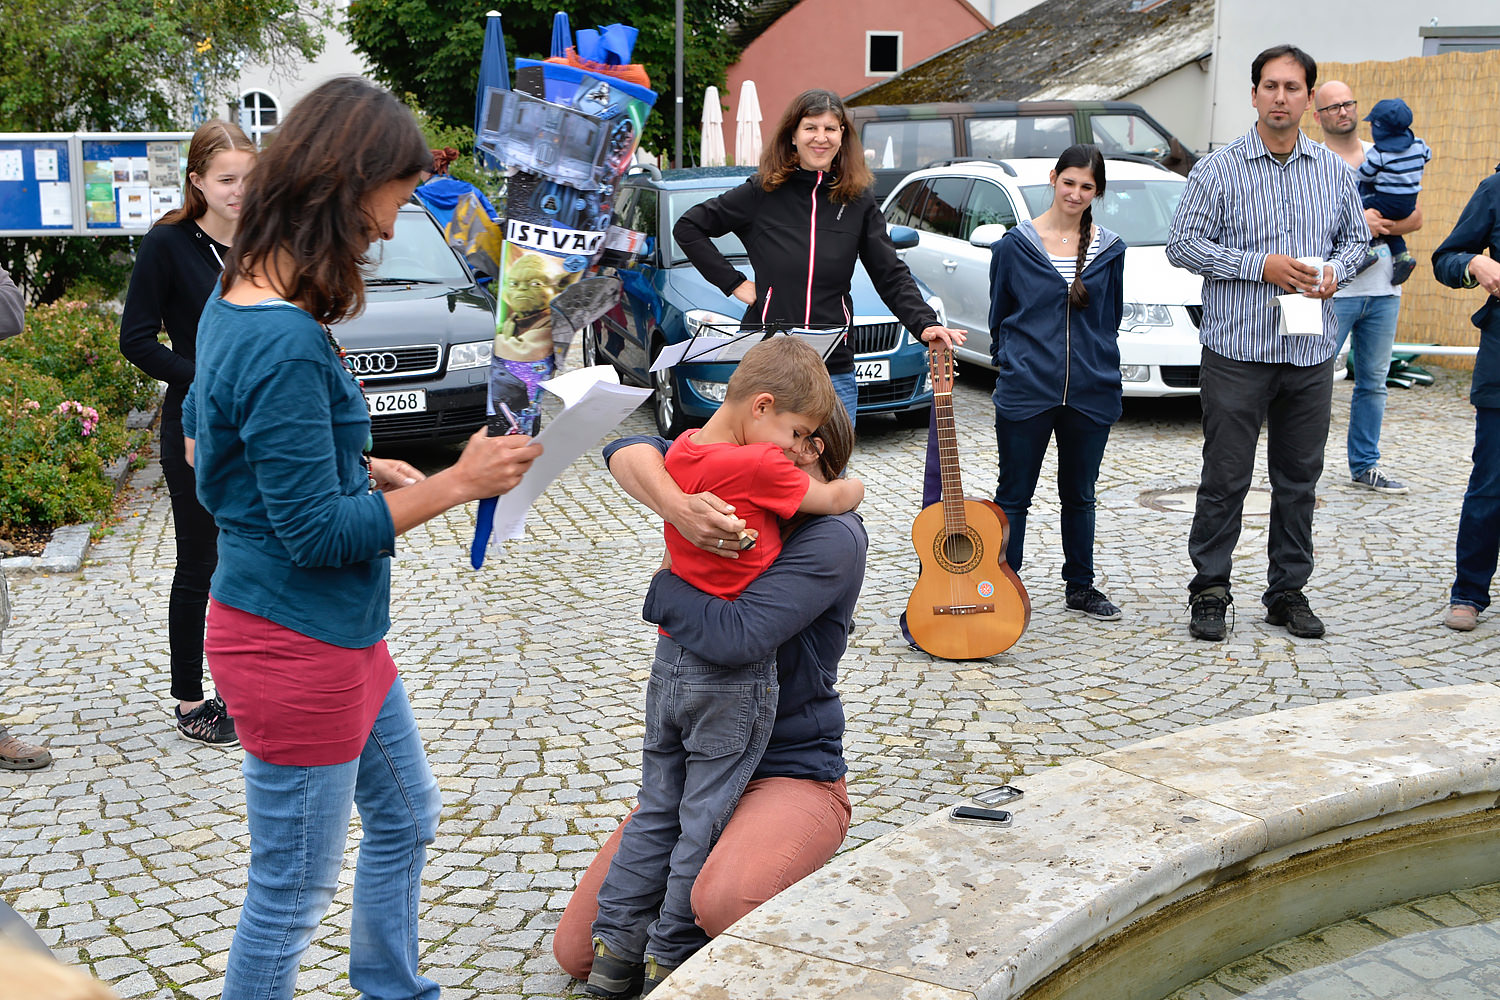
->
[888, 225, 919, 250]
[969, 223, 1007, 248]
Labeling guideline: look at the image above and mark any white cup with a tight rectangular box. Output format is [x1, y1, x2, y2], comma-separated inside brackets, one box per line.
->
[1295, 255, 1326, 296]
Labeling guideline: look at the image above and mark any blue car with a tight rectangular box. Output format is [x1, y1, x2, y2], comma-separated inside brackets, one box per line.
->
[584, 166, 941, 436]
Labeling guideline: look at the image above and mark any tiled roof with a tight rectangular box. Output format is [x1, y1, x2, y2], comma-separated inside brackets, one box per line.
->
[849, 0, 1213, 105]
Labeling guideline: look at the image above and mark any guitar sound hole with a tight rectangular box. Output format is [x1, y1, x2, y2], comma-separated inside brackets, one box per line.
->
[935, 526, 982, 573]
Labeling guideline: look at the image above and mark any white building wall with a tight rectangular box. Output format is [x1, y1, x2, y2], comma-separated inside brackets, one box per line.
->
[232, 2, 370, 139]
[1120, 58, 1214, 152]
[1207, 0, 1488, 148]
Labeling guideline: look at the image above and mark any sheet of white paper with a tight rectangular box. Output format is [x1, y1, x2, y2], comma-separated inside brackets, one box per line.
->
[489, 365, 651, 543]
[1274, 293, 1323, 336]
[117, 184, 151, 227]
[34, 148, 59, 181]
[649, 329, 845, 372]
[0, 150, 22, 182]
[39, 182, 72, 226]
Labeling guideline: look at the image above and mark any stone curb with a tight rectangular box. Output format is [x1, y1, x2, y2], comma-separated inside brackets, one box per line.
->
[0, 405, 156, 577]
[661, 683, 1500, 999]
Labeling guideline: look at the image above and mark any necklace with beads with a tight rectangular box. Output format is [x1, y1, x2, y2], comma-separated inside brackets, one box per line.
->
[323, 323, 377, 491]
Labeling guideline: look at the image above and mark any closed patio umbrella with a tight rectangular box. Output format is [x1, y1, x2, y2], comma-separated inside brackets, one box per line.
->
[474, 11, 509, 171]
[734, 80, 763, 166]
[700, 86, 727, 167]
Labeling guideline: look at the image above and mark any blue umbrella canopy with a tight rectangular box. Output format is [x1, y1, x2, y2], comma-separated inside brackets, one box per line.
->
[475, 10, 509, 137]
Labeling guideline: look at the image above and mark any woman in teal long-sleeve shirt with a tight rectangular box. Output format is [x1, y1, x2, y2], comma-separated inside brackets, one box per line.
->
[186, 77, 541, 1000]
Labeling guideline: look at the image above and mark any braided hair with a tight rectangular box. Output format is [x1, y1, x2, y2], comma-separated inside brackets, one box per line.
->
[1052, 144, 1107, 308]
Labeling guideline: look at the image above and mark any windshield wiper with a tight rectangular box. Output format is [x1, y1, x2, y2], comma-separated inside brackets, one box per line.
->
[366, 276, 445, 286]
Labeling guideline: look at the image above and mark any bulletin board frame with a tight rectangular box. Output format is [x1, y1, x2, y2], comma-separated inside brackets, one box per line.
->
[0, 131, 193, 237]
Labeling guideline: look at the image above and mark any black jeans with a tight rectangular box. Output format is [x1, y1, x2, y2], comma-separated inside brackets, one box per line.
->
[1188, 349, 1333, 605]
[159, 410, 219, 703]
[993, 406, 1113, 588]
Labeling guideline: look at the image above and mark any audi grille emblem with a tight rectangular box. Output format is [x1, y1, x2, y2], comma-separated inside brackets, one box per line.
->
[347, 352, 399, 375]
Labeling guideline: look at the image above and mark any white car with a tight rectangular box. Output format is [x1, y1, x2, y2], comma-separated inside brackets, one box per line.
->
[882, 156, 1207, 397]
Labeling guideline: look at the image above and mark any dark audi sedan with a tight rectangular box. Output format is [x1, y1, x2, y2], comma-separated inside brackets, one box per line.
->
[339, 202, 495, 446]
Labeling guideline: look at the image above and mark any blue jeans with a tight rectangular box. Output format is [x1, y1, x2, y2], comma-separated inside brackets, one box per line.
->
[993, 406, 1112, 589]
[1452, 406, 1500, 612]
[592, 636, 777, 967]
[1361, 188, 1417, 258]
[223, 678, 441, 1000]
[1332, 295, 1400, 478]
[830, 371, 858, 425]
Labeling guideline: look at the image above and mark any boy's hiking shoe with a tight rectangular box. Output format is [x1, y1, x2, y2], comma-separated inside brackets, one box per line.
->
[1265, 590, 1326, 638]
[1391, 252, 1417, 285]
[585, 938, 643, 998]
[175, 696, 238, 746]
[1188, 589, 1232, 641]
[641, 956, 678, 996]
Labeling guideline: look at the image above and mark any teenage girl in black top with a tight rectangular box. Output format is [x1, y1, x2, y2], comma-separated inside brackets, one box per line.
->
[119, 120, 256, 745]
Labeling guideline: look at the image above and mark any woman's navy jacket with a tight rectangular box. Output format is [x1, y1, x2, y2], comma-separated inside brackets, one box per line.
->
[988, 219, 1127, 426]
[1433, 170, 1500, 408]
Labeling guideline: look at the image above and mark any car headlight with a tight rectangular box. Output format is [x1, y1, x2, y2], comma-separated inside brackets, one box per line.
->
[926, 295, 947, 329]
[684, 309, 740, 338]
[687, 377, 729, 402]
[448, 339, 493, 370]
[1120, 302, 1172, 328]
[1120, 365, 1150, 382]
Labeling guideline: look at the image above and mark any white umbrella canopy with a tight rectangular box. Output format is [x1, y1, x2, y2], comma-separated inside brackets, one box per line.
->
[734, 79, 763, 166]
[700, 85, 727, 167]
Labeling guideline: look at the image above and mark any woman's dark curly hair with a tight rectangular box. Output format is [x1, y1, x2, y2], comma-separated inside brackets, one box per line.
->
[223, 76, 430, 325]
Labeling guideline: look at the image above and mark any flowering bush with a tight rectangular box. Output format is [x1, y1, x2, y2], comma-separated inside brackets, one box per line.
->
[0, 298, 154, 530]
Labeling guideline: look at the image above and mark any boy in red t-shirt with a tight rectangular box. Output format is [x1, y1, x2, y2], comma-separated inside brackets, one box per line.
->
[587, 337, 862, 997]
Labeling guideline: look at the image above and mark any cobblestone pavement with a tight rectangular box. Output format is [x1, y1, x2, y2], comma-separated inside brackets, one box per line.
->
[2, 363, 1497, 999]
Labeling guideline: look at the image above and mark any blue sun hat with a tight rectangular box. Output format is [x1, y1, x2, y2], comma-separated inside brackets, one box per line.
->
[1364, 98, 1415, 153]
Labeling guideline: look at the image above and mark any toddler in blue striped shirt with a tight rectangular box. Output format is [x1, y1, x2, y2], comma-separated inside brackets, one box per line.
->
[1357, 98, 1430, 284]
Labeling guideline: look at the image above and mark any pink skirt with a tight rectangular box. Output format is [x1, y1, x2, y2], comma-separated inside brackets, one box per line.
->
[205, 600, 397, 766]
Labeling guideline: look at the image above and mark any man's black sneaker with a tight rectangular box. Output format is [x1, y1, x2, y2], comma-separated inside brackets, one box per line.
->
[175, 696, 238, 746]
[640, 956, 678, 996]
[1188, 589, 1232, 641]
[1264, 590, 1325, 638]
[585, 939, 643, 999]
[1065, 586, 1121, 621]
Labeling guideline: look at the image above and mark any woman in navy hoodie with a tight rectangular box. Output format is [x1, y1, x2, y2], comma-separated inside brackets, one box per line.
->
[989, 144, 1126, 621]
[674, 88, 962, 420]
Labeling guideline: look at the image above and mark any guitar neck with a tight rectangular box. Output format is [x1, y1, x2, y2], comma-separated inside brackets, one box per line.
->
[931, 353, 967, 531]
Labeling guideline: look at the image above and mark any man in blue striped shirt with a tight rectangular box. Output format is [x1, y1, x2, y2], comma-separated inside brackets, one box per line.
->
[1167, 44, 1369, 642]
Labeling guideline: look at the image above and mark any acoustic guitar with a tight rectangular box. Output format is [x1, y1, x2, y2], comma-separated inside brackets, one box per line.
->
[904, 346, 1030, 659]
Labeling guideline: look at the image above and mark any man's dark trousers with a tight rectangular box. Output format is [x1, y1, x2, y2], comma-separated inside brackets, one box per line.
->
[1189, 348, 1335, 605]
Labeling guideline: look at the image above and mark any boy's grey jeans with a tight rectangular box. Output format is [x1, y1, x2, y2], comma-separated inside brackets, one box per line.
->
[592, 635, 778, 966]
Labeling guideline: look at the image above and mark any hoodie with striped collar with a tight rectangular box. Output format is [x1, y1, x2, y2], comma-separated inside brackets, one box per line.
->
[987, 218, 1127, 426]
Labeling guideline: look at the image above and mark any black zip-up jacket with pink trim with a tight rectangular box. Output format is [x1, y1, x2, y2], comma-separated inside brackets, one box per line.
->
[674, 169, 938, 374]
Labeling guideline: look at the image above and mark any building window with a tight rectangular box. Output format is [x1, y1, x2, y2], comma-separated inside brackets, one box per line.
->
[867, 32, 902, 77]
[1420, 26, 1500, 55]
[239, 91, 279, 147]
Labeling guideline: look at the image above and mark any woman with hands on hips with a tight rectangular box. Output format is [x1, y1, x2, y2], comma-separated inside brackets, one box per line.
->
[182, 77, 541, 1000]
[673, 87, 964, 421]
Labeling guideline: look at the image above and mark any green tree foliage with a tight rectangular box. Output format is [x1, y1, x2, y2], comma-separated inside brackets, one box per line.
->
[346, 0, 751, 159]
[0, 0, 328, 303]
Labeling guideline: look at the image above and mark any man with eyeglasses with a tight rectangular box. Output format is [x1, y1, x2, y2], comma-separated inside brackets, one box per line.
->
[1315, 80, 1423, 497]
